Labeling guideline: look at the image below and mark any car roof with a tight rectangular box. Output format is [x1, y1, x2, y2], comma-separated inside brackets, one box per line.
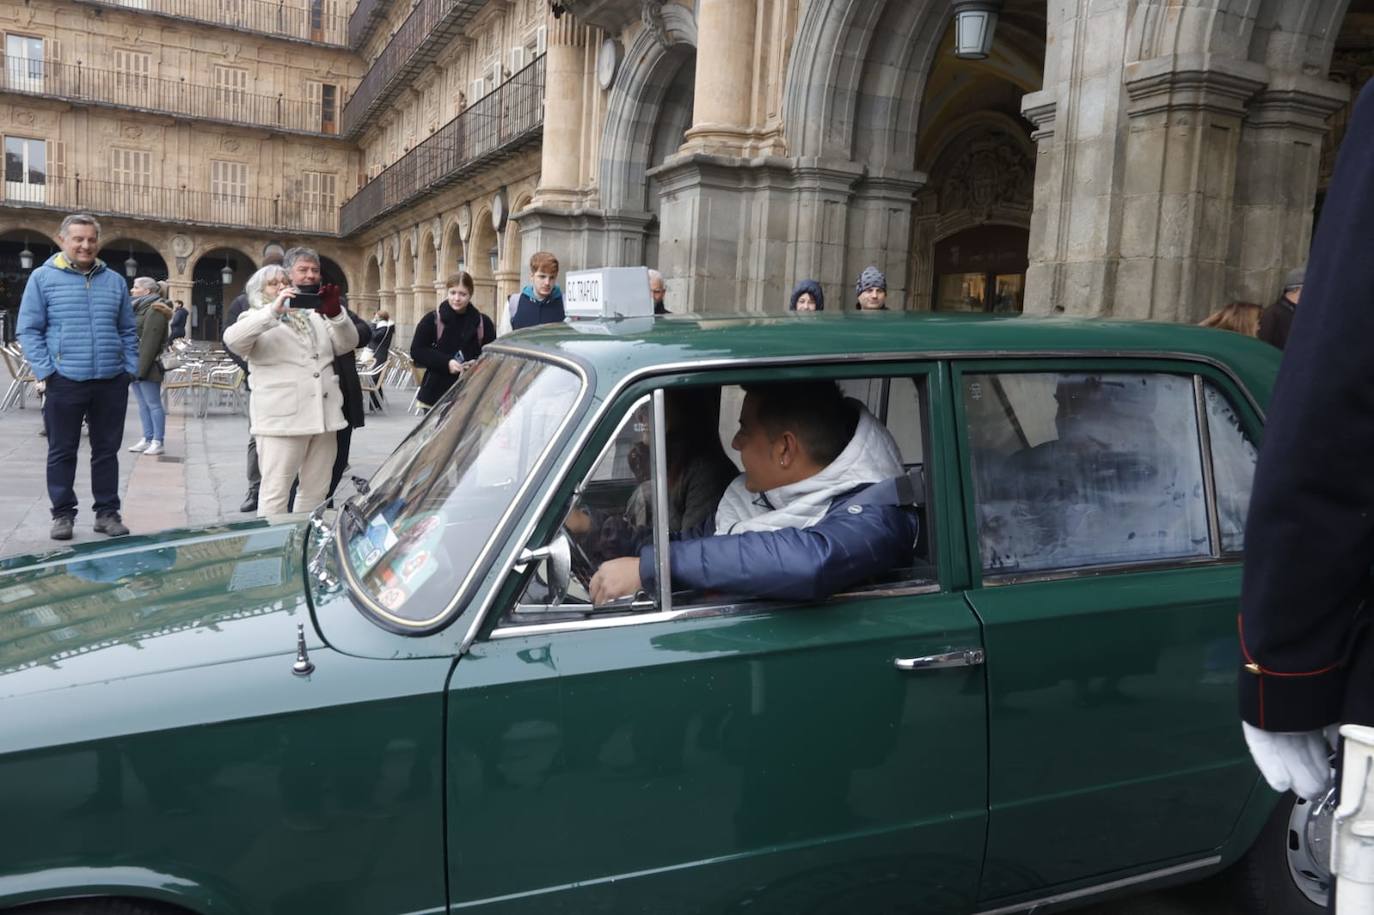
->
[497, 311, 1281, 404]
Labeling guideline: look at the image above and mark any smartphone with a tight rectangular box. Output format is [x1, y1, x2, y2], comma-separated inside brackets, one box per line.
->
[289, 283, 321, 309]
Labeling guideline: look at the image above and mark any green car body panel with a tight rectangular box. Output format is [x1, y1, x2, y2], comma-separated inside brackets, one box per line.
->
[0, 313, 1284, 914]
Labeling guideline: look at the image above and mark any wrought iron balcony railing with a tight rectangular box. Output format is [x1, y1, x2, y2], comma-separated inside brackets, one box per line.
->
[340, 56, 544, 236]
[0, 174, 339, 236]
[72, 0, 347, 47]
[348, 0, 393, 49]
[340, 0, 483, 137]
[0, 56, 342, 137]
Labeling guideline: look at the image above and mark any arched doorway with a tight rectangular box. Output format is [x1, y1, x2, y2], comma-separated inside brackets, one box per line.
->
[1318, 0, 1374, 223]
[103, 238, 169, 288]
[0, 229, 55, 342]
[191, 248, 254, 341]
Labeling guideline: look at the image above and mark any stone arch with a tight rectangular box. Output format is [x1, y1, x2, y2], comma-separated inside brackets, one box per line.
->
[503, 192, 534, 276]
[440, 215, 465, 277]
[396, 234, 416, 329]
[469, 207, 499, 320]
[417, 226, 438, 290]
[189, 246, 255, 340]
[1123, 0, 1351, 73]
[100, 236, 170, 284]
[363, 255, 381, 297]
[782, 1, 953, 168]
[599, 4, 698, 213]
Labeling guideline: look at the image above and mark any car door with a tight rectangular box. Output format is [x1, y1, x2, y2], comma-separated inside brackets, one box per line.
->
[444, 364, 989, 912]
[951, 360, 1262, 904]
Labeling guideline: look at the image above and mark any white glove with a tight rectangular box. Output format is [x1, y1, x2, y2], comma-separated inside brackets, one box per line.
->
[1242, 721, 1337, 800]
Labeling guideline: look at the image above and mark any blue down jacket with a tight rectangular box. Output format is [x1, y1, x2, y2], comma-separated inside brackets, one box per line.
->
[637, 473, 921, 602]
[17, 253, 137, 382]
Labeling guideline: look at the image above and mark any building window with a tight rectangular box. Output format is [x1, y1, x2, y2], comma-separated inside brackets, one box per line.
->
[4, 34, 45, 93]
[932, 225, 1029, 314]
[113, 49, 151, 94]
[306, 80, 338, 134]
[302, 170, 336, 233]
[210, 159, 249, 224]
[4, 135, 46, 203]
[213, 65, 249, 120]
[110, 147, 152, 215]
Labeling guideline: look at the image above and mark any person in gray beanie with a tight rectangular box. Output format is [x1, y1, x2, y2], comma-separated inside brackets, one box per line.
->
[1259, 266, 1303, 350]
[855, 265, 888, 310]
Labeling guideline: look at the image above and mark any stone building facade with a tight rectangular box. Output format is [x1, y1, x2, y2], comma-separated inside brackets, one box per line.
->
[3, 0, 1371, 347]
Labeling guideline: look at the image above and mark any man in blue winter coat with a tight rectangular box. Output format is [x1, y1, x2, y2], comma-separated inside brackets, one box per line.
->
[17, 214, 139, 541]
[589, 380, 920, 605]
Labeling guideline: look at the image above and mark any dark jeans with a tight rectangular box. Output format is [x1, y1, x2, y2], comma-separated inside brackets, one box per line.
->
[246, 434, 261, 493]
[43, 373, 129, 520]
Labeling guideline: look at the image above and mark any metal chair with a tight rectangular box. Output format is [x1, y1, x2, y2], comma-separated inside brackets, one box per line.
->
[359, 356, 390, 414]
[201, 364, 246, 416]
[0, 343, 37, 411]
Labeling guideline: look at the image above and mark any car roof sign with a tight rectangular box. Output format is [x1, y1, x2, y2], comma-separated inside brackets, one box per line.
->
[564, 266, 655, 320]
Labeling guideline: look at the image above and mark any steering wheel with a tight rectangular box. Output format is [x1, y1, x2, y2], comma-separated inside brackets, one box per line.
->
[563, 520, 598, 585]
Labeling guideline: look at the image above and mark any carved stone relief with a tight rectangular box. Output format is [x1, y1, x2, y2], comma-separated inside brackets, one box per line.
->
[937, 132, 1033, 220]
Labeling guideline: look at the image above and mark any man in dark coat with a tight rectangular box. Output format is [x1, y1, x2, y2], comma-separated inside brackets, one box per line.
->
[1258, 267, 1303, 350]
[1239, 81, 1374, 815]
[328, 302, 371, 500]
[589, 381, 919, 604]
[222, 290, 260, 512]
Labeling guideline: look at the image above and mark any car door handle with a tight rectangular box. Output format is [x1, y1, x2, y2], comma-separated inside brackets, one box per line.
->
[894, 648, 985, 671]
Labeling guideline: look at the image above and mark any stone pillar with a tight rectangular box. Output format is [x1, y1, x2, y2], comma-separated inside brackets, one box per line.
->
[1021, 2, 1136, 318]
[680, 0, 757, 156]
[1108, 57, 1268, 321]
[494, 269, 521, 322]
[533, 13, 588, 206]
[393, 288, 413, 341]
[788, 159, 864, 312]
[846, 170, 924, 310]
[378, 290, 400, 344]
[411, 284, 433, 325]
[166, 280, 195, 309]
[1227, 75, 1347, 304]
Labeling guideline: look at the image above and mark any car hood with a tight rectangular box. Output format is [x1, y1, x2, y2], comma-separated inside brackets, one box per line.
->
[0, 519, 313, 702]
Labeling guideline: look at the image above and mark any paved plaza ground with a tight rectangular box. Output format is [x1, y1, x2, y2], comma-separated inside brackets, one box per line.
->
[0, 387, 418, 561]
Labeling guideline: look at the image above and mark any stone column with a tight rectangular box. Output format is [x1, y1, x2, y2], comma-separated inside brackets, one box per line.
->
[411, 284, 433, 324]
[680, 0, 757, 156]
[1226, 75, 1347, 304]
[533, 12, 588, 206]
[166, 280, 195, 309]
[378, 290, 400, 344]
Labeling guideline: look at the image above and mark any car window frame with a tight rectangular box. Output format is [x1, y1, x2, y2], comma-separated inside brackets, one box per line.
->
[488, 360, 952, 640]
[950, 356, 1264, 589]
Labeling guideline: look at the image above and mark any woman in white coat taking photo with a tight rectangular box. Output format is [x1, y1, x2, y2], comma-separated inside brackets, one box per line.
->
[225, 264, 358, 516]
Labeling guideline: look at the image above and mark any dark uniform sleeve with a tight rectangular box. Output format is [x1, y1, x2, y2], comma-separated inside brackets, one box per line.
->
[1239, 81, 1374, 732]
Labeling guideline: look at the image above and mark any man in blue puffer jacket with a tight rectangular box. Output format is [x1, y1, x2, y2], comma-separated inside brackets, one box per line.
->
[17, 214, 138, 541]
[589, 381, 920, 604]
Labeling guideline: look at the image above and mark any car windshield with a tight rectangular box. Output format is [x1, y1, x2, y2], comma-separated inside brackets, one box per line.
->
[341, 351, 583, 630]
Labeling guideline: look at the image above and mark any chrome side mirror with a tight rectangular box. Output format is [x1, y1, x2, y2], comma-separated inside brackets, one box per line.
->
[517, 533, 572, 609]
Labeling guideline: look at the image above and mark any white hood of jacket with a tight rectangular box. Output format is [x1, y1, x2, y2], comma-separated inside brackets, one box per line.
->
[714, 402, 905, 535]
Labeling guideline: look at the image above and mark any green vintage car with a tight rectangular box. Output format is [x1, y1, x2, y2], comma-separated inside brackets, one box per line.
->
[0, 313, 1323, 914]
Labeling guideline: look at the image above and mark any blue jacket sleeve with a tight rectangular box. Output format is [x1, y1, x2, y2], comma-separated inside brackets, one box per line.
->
[639, 505, 918, 602]
[16, 272, 53, 380]
[118, 282, 138, 374]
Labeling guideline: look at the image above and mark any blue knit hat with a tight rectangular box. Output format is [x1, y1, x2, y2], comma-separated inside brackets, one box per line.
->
[855, 265, 886, 297]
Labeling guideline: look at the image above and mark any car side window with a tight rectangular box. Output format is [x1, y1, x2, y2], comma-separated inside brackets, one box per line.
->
[1203, 381, 1257, 554]
[515, 397, 659, 611]
[965, 371, 1211, 575]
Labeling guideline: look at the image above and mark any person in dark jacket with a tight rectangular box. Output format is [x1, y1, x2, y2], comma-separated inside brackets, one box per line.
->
[328, 302, 371, 499]
[366, 310, 395, 411]
[1257, 267, 1303, 350]
[223, 290, 260, 512]
[789, 278, 824, 312]
[589, 380, 918, 604]
[127, 276, 173, 457]
[168, 300, 189, 342]
[1238, 81, 1374, 820]
[497, 251, 564, 335]
[17, 214, 138, 540]
[411, 271, 495, 410]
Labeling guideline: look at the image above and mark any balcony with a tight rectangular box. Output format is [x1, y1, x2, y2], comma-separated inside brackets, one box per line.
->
[348, 0, 393, 49]
[340, 55, 544, 236]
[0, 56, 343, 138]
[340, 0, 483, 138]
[0, 175, 339, 236]
[72, 0, 348, 47]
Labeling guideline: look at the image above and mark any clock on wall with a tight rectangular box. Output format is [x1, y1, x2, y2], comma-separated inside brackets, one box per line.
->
[597, 37, 620, 90]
